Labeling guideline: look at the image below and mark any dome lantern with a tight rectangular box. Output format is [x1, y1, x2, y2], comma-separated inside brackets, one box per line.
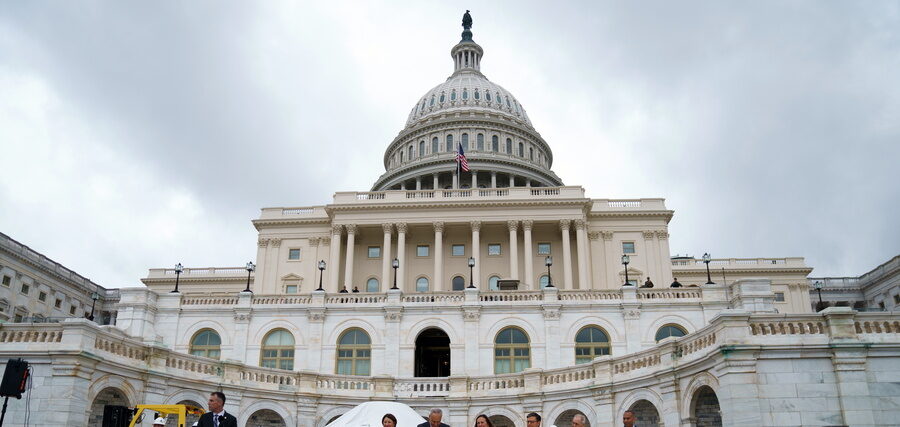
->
[452, 10, 483, 75]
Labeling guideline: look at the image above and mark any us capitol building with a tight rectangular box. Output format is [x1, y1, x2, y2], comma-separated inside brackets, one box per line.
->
[2, 13, 899, 427]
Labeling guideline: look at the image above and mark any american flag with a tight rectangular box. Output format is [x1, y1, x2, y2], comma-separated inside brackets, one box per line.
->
[456, 143, 470, 172]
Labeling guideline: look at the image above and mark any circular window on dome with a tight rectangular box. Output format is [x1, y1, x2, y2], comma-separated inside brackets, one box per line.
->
[440, 93, 446, 103]
[451, 90, 456, 101]
[474, 89, 480, 100]
[462, 89, 468, 100]
[485, 92, 491, 102]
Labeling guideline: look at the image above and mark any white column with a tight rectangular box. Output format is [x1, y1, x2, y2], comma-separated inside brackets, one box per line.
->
[433, 173, 439, 190]
[400, 181, 406, 190]
[491, 171, 497, 188]
[471, 221, 481, 287]
[453, 171, 458, 189]
[508, 220, 519, 280]
[522, 220, 534, 289]
[525, 179, 531, 187]
[657, 231, 674, 285]
[328, 224, 342, 292]
[472, 170, 478, 189]
[415, 177, 421, 190]
[343, 224, 357, 291]
[588, 232, 602, 289]
[509, 174, 515, 187]
[381, 223, 393, 292]
[396, 223, 407, 291]
[602, 231, 616, 288]
[433, 222, 444, 291]
[560, 220, 574, 289]
[575, 220, 589, 289]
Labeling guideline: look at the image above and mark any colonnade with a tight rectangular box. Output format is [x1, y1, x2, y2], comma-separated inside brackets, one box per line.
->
[326, 219, 594, 293]
[397, 170, 535, 190]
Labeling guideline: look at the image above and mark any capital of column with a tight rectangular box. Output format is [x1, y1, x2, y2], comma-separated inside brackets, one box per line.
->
[521, 219, 534, 231]
[382, 223, 394, 234]
[470, 220, 482, 232]
[396, 223, 408, 234]
[331, 224, 343, 235]
[433, 221, 445, 233]
[588, 232, 600, 241]
[655, 230, 669, 240]
[321, 237, 331, 246]
[559, 219, 571, 231]
[574, 219, 587, 230]
[308, 237, 321, 247]
[642, 230, 655, 240]
[600, 230, 614, 241]
[345, 224, 358, 235]
[507, 220, 519, 231]
[257, 238, 269, 248]
[270, 238, 282, 247]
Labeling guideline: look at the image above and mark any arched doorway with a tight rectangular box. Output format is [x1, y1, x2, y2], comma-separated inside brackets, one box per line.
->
[554, 409, 590, 427]
[247, 409, 286, 427]
[691, 386, 722, 427]
[415, 328, 451, 377]
[628, 400, 660, 427]
[326, 414, 343, 426]
[88, 387, 130, 427]
[489, 415, 515, 427]
[166, 400, 203, 427]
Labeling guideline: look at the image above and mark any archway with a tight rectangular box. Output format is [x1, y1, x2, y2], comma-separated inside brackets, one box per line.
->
[165, 400, 204, 427]
[415, 328, 451, 377]
[554, 409, 590, 427]
[691, 386, 722, 427]
[628, 400, 660, 427]
[88, 387, 130, 427]
[247, 409, 287, 427]
[489, 415, 515, 427]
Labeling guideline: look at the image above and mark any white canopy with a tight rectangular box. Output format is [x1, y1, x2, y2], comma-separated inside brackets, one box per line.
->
[326, 401, 426, 427]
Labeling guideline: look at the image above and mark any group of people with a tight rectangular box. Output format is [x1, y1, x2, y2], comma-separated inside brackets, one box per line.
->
[380, 408, 640, 427]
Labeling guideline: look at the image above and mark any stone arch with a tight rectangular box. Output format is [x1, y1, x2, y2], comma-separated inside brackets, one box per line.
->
[619, 388, 664, 427]
[405, 318, 461, 346]
[251, 319, 306, 346]
[483, 316, 540, 344]
[318, 405, 353, 427]
[563, 316, 623, 344]
[643, 314, 697, 343]
[86, 379, 137, 427]
[554, 409, 591, 427]
[163, 399, 205, 427]
[179, 320, 231, 350]
[163, 389, 208, 406]
[326, 319, 382, 346]
[546, 400, 597, 427]
[681, 372, 720, 416]
[473, 405, 524, 427]
[239, 399, 294, 427]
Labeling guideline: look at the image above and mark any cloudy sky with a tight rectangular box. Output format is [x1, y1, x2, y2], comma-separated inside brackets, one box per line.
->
[1, 1, 897, 287]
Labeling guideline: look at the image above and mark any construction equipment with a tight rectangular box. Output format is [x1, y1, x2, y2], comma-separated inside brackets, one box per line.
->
[126, 404, 205, 427]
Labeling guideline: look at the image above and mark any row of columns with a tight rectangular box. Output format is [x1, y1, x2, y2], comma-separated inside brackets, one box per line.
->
[327, 219, 593, 292]
[400, 170, 533, 190]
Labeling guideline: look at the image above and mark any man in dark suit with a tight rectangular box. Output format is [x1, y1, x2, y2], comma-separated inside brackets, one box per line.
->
[197, 391, 237, 427]
[417, 408, 450, 427]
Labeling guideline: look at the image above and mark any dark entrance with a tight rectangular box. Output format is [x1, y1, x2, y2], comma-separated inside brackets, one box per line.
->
[415, 328, 451, 377]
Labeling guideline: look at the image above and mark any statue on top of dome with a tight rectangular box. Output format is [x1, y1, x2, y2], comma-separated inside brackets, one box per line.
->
[462, 10, 473, 30]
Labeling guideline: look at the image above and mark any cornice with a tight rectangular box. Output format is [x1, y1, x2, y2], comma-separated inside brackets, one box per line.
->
[588, 210, 675, 222]
[671, 267, 814, 275]
[253, 218, 332, 231]
[326, 198, 591, 212]
[141, 276, 248, 285]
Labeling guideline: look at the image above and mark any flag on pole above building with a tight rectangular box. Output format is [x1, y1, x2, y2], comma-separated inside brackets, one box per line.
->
[456, 143, 469, 173]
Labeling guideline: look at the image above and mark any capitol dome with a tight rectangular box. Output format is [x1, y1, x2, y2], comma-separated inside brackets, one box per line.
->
[372, 13, 562, 191]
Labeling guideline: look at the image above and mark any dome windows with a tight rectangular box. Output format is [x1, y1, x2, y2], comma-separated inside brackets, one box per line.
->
[491, 135, 499, 152]
[477, 134, 484, 151]
[474, 89, 480, 100]
[439, 93, 446, 103]
[419, 141, 425, 157]
[495, 92, 501, 104]
[505, 138, 512, 154]
[486, 92, 491, 102]
[430, 95, 435, 106]
[518, 142, 524, 157]
[446, 134, 454, 152]
[506, 97, 511, 108]
[450, 90, 456, 101]
[432, 137, 439, 154]
[462, 89, 468, 100]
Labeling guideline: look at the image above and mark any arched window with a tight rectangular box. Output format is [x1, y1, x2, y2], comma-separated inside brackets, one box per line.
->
[539, 275, 550, 288]
[452, 276, 465, 291]
[446, 135, 454, 152]
[655, 324, 687, 342]
[496, 92, 501, 104]
[488, 275, 501, 291]
[260, 329, 294, 370]
[408, 145, 414, 159]
[486, 91, 492, 102]
[366, 278, 379, 293]
[400, 151, 404, 162]
[432, 137, 439, 153]
[505, 138, 512, 154]
[416, 277, 429, 292]
[337, 328, 371, 376]
[190, 329, 222, 359]
[462, 89, 468, 100]
[430, 95, 435, 106]
[518, 142, 524, 157]
[575, 326, 611, 363]
[529, 147, 534, 160]
[477, 134, 484, 151]
[439, 93, 445, 103]
[474, 89, 480, 100]
[419, 141, 425, 157]
[462, 133, 469, 150]
[494, 327, 530, 374]
[491, 135, 499, 152]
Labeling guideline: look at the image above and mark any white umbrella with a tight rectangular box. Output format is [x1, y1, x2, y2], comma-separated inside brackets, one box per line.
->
[326, 401, 426, 427]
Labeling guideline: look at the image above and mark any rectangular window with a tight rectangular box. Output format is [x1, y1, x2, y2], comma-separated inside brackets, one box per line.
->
[488, 244, 502, 256]
[285, 285, 298, 294]
[368, 246, 381, 258]
[622, 242, 635, 254]
[69, 305, 76, 315]
[451, 244, 465, 256]
[894, 294, 900, 304]
[55, 299, 62, 309]
[537, 243, 551, 255]
[38, 292, 47, 302]
[14, 314, 23, 323]
[417, 245, 430, 257]
[20, 284, 29, 295]
[288, 248, 301, 260]
[1, 276, 9, 287]
[774, 292, 785, 302]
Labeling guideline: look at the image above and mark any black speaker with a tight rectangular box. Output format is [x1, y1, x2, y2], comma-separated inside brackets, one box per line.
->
[0, 358, 29, 398]
[102, 405, 132, 427]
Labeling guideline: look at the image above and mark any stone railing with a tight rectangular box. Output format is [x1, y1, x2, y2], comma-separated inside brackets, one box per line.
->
[671, 257, 806, 267]
[1, 308, 898, 401]
[252, 295, 313, 305]
[325, 294, 388, 304]
[637, 288, 702, 300]
[181, 295, 241, 305]
[401, 292, 465, 304]
[557, 290, 622, 301]
[147, 267, 251, 278]
[333, 186, 587, 204]
[479, 291, 543, 302]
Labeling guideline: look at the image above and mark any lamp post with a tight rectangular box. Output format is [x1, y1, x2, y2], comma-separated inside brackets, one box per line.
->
[544, 256, 554, 288]
[317, 260, 326, 291]
[814, 280, 824, 311]
[622, 254, 631, 286]
[391, 258, 400, 290]
[243, 262, 255, 293]
[171, 263, 183, 293]
[702, 253, 714, 284]
[88, 291, 100, 321]
[467, 257, 476, 288]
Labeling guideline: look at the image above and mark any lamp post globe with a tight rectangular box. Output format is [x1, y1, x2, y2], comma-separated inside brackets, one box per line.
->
[621, 254, 631, 286]
[317, 260, 326, 291]
[545, 256, 554, 288]
[702, 253, 715, 284]
[171, 263, 184, 293]
[391, 258, 400, 290]
[467, 256, 476, 288]
[243, 261, 255, 293]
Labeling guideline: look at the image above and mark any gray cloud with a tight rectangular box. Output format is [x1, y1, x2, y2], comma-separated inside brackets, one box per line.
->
[0, 1, 897, 286]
